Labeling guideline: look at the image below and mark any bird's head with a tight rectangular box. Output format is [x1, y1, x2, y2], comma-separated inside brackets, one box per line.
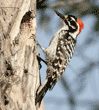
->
[54, 10, 84, 35]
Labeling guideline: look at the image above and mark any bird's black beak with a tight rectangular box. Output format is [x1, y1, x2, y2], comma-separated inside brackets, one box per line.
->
[54, 10, 66, 21]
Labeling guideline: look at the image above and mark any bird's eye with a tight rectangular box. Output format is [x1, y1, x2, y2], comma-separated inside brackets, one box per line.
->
[70, 21, 76, 27]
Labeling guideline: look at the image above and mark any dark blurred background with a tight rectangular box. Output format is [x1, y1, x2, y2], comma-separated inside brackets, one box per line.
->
[36, 0, 99, 110]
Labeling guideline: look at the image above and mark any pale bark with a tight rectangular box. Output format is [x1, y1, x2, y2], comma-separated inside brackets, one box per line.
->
[0, 0, 45, 110]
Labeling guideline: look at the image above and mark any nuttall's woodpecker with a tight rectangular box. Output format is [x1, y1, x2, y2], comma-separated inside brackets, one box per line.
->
[35, 10, 84, 105]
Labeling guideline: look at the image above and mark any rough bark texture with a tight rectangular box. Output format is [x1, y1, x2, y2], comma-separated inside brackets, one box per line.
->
[0, 0, 45, 110]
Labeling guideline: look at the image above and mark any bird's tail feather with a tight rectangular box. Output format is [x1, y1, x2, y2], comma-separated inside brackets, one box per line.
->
[35, 78, 52, 105]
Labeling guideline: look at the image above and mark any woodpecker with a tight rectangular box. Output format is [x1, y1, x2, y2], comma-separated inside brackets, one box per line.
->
[35, 10, 84, 105]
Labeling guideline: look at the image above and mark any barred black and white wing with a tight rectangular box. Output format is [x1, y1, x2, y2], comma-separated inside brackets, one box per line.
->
[46, 30, 76, 90]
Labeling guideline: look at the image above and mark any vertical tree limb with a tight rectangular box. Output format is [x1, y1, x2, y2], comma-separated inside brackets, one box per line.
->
[0, 0, 45, 109]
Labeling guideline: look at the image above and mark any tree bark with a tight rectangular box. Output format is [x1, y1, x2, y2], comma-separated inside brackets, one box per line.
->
[0, 0, 45, 110]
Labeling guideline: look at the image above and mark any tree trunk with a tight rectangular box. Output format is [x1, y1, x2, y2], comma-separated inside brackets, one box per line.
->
[0, 0, 45, 110]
